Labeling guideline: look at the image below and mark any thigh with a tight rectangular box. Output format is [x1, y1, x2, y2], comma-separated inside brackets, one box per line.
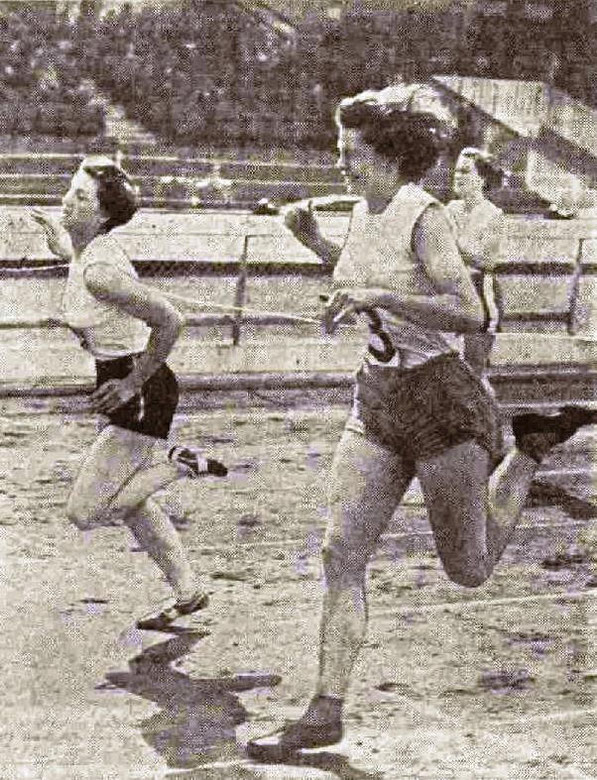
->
[324, 427, 415, 562]
[68, 424, 157, 520]
[416, 441, 491, 585]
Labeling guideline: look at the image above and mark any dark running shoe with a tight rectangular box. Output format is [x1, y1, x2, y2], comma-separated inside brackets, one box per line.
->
[168, 446, 228, 478]
[136, 591, 209, 631]
[512, 406, 597, 463]
[246, 716, 343, 761]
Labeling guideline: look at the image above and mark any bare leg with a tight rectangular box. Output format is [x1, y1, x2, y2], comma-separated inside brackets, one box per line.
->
[66, 425, 198, 599]
[317, 429, 414, 698]
[246, 428, 414, 757]
[484, 445, 539, 566]
[66, 425, 186, 526]
[416, 441, 538, 587]
[124, 498, 196, 599]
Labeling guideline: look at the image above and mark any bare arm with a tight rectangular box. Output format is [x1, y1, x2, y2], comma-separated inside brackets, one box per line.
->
[283, 199, 342, 267]
[84, 263, 183, 410]
[325, 206, 484, 333]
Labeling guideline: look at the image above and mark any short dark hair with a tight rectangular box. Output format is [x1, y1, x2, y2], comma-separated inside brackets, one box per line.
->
[81, 156, 138, 232]
[458, 147, 503, 192]
[336, 87, 449, 182]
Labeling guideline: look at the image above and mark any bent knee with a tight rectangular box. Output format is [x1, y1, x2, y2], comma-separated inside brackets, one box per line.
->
[66, 495, 112, 530]
[444, 564, 490, 588]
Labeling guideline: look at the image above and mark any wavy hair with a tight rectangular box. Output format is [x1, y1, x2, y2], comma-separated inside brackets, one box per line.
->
[81, 156, 138, 232]
[335, 83, 455, 182]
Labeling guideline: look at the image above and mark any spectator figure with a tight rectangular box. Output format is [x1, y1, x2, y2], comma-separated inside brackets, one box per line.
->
[446, 146, 504, 379]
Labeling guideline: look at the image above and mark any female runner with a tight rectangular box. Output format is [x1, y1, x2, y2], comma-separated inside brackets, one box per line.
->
[447, 146, 505, 378]
[33, 156, 227, 631]
[247, 84, 597, 758]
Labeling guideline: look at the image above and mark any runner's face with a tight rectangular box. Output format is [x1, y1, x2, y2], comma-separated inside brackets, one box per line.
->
[453, 154, 484, 198]
[336, 127, 381, 193]
[61, 169, 105, 232]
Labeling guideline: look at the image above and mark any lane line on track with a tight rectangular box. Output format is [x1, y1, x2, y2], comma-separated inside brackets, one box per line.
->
[376, 589, 597, 618]
[502, 707, 597, 725]
[191, 520, 590, 553]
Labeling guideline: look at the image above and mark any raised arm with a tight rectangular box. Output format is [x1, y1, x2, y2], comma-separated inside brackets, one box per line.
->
[282, 199, 343, 267]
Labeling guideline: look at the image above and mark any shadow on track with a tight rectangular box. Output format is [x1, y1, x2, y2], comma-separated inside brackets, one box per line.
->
[251, 749, 386, 779]
[103, 630, 282, 771]
[166, 749, 386, 780]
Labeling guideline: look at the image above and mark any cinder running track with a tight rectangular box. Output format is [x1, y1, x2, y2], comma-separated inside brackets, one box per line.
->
[0, 397, 595, 779]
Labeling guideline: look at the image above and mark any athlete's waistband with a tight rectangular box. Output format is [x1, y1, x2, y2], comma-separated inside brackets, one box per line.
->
[363, 347, 460, 371]
[95, 352, 143, 365]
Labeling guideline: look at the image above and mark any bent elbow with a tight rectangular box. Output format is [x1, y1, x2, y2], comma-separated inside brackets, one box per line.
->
[460, 299, 485, 332]
[156, 302, 184, 334]
[170, 306, 185, 332]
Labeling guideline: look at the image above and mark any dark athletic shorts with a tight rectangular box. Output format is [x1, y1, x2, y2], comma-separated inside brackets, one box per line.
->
[347, 353, 503, 465]
[95, 354, 179, 440]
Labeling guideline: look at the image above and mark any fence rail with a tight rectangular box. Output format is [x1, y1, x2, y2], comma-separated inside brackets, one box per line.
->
[0, 217, 596, 402]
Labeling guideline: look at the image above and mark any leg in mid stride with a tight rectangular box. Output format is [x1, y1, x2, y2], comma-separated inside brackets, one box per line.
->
[246, 403, 596, 760]
[67, 418, 227, 631]
[248, 428, 414, 759]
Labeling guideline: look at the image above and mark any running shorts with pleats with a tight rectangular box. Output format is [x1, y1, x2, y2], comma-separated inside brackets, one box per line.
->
[347, 352, 504, 465]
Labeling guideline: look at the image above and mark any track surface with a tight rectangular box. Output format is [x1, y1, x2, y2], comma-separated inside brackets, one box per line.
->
[0, 399, 595, 779]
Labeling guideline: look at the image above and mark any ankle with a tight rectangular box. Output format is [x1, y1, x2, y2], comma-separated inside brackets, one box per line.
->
[175, 585, 199, 603]
[304, 694, 343, 722]
[516, 433, 557, 463]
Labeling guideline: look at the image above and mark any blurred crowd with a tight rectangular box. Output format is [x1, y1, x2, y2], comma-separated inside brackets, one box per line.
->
[0, 1, 594, 151]
[0, 8, 105, 139]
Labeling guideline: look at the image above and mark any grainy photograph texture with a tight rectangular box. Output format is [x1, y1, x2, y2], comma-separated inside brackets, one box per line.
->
[0, 1, 595, 778]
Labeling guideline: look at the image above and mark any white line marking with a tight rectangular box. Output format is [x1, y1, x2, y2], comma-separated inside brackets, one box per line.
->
[375, 590, 597, 618]
[192, 520, 589, 553]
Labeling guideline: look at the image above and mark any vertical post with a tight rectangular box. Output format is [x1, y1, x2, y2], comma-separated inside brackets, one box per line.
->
[568, 237, 584, 335]
[232, 234, 249, 346]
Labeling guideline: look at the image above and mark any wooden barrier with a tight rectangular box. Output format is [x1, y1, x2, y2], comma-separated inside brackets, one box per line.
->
[0, 209, 595, 408]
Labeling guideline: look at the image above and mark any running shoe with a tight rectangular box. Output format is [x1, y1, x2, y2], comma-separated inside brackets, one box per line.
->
[247, 695, 343, 761]
[246, 711, 343, 760]
[512, 405, 597, 462]
[168, 446, 228, 477]
[136, 590, 209, 631]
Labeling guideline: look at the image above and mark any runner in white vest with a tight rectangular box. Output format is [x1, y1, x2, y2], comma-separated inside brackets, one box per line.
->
[32, 156, 227, 632]
[446, 146, 505, 380]
[248, 83, 597, 759]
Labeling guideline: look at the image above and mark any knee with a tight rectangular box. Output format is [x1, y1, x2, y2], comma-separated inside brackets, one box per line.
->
[321, 536, 368, 587]
[443, 563, 490, 589]
[66, 494, 110, 530]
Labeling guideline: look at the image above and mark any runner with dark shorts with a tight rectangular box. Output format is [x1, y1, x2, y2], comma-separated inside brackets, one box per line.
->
[32, 155, 227, 631]
[247, 84, 597, 759]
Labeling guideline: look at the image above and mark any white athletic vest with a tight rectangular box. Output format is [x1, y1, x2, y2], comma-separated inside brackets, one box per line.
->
[61, 232, 150, 359]
[446, 197, 503, 332]
[333, 183, 461, 368]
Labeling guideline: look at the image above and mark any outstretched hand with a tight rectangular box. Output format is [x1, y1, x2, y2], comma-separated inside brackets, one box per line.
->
[31, 209, 73, 260]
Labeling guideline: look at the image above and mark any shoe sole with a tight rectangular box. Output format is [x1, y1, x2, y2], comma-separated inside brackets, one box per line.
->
[136, 592, 209, 631]
[246, 742, 340, 762]
[246, 730, 343, 762]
